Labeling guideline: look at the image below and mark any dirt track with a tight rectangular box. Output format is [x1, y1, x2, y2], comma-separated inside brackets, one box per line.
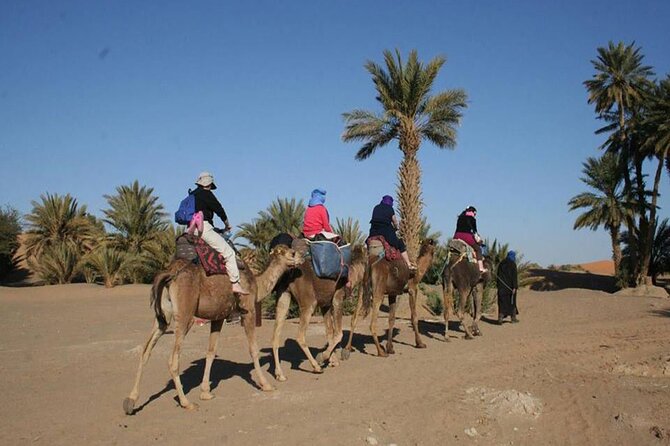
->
[1, 284, 669, 445]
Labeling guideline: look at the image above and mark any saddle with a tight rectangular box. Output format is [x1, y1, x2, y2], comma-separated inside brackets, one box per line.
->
[175, 233, 245, 276]
[366, 236, 401, 261]
[448, 239, 477, 264]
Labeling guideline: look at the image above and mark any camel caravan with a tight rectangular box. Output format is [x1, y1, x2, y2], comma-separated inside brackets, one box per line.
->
[123, 175, 494, 414]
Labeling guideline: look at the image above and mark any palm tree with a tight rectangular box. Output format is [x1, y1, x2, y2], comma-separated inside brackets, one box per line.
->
[236, 197, 306, 270]
[334, 217, 364, 247]
[638, 76, 670, 281]
[649, 218, 670, 286]
[584, 41, 654, 281]
[342, 49, 467, 261]
[568, 153, 633, 275]
[102, 181, 169, 282]
[584, 41, 653, 146]
[24, 193, 100, 259]
[0, 206, 21, 279]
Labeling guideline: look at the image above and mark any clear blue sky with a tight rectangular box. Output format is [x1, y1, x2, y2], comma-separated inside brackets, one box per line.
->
[1, 0, 669, 266]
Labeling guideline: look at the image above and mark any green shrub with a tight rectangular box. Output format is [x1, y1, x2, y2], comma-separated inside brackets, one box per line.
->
[28, 243, 81, 284]
[0, 206, 21, 279]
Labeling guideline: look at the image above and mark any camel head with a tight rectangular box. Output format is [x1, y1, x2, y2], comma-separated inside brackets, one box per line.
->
[268, 244, 304, 268]
[418, 238, 436, 258]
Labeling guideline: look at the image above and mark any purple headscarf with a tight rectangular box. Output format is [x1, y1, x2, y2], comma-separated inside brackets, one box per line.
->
[381, 195, 394, 206]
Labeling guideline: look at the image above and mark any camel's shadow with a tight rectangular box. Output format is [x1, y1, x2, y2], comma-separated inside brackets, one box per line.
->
[133, 356, 265, 414]
[259, 339, 333, 374]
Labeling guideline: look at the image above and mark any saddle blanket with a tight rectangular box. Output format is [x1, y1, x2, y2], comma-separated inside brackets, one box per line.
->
[366, 236, 401, 261]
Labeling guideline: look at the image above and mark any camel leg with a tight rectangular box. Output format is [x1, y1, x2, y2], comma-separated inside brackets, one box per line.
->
[369, 291, 387, 358]
[442, 280, 454, 342]
[471, 284, 484, 336]
[408, 285, 426, 348]
[296, 299, 322, 373]
[320, 292, 343, 367]
[343, 285, 365, 356]
[456, 287, 475, 340]
[123, 320, 166, 415]
[386, 295, 397, 354]
[271, 292, 292, 381]
[241, 309, 274, 391]
[199, 319, 224, 400]
[168, 316, 198, 410]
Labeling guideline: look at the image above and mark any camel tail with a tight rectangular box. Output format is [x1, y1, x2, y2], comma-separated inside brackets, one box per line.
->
[361, 260, 373, 318]
[150, 272, 172, 328]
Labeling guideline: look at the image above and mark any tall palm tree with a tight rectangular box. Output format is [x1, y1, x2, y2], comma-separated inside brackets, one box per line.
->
[102, 181, 168, 282]
[24, 193, 100, 259]
[342, 49, 467, 261]
[584, 41, 653, 145]
[568, 153, 633, 275]
[638, 76, 670, 281]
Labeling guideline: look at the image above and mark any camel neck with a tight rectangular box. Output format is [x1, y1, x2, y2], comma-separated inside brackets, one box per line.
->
[256, 261, 288, 301]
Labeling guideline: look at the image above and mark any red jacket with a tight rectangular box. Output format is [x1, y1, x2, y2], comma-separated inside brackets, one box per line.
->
[302, 205, 332, 237]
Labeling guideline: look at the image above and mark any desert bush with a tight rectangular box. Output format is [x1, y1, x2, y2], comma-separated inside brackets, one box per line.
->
[423, 286, 443, 315]
[82, 245, 138, 287]
[28, 243, 80, 284]
[24, 193, 100, 259]
[0, 206, 21, 279]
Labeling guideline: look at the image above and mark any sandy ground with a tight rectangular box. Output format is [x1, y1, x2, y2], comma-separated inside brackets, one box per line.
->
[1, 283, 669, 446]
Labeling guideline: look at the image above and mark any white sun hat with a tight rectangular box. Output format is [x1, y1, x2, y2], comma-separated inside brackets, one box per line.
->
[195, 171, 217, 189]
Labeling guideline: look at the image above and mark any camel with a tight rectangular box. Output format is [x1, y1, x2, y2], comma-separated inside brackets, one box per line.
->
[271, 240, 367, 381]
[123, 245, 303, 414]
[343, 239, 436, 358]
[441, 245, 492, 340]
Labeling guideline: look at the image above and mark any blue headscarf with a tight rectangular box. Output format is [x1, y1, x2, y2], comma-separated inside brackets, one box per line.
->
[308, 188, 326, 207]
[507, 251, 516, 262]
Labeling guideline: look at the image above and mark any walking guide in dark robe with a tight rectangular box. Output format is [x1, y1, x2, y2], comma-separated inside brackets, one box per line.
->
[496, 251, 519, 324]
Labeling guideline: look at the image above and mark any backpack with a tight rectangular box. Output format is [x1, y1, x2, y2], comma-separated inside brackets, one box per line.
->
[174, 190, 195, 225]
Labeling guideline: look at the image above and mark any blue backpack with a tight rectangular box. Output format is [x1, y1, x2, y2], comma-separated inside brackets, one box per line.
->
[174, 190, 195, 225]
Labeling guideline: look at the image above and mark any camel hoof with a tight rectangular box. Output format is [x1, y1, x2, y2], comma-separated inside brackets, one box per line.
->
[464, 334, 474, 340]
[328, 358, 340, 367]
[341, 349, 351, 360]
[386, 345, 395, 355]
[315, 352, 326, 364]
[184, 402, 199, 411]
[261, 383, 275, 392]
[199, 391, 215, 401]
[123, 398, 135, 415]
[275, 374, 287, 382]
[312, 365, 323, 374]
[377, 347, 388, 358]
[416, 342, 427, 349]
[442, 335, 451, 342]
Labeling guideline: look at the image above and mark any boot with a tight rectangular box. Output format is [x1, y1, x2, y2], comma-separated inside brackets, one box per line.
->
[478, 260, 488, 273]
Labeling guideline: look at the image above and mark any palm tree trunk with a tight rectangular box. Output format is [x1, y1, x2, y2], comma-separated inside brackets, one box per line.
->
[397, 151, 422, 262]
[609, 226, 622, 277]
[639, 147, 669, 284]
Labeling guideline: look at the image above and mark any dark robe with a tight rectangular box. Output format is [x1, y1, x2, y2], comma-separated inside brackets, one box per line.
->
[496, 258, 518, 317]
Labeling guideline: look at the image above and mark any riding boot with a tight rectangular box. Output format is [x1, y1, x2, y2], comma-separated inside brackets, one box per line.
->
[478, 260, 488, 273]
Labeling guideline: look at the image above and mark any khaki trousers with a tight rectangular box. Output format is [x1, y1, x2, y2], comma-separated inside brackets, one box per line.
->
[199, 221, 240, 283]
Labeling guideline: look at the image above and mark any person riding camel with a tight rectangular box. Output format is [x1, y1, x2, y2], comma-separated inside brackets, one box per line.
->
[302, 188, 340, 241]
[453, 205, 488, 273]
[191, 171, 248, 295]
[369, 195, 416, 270]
